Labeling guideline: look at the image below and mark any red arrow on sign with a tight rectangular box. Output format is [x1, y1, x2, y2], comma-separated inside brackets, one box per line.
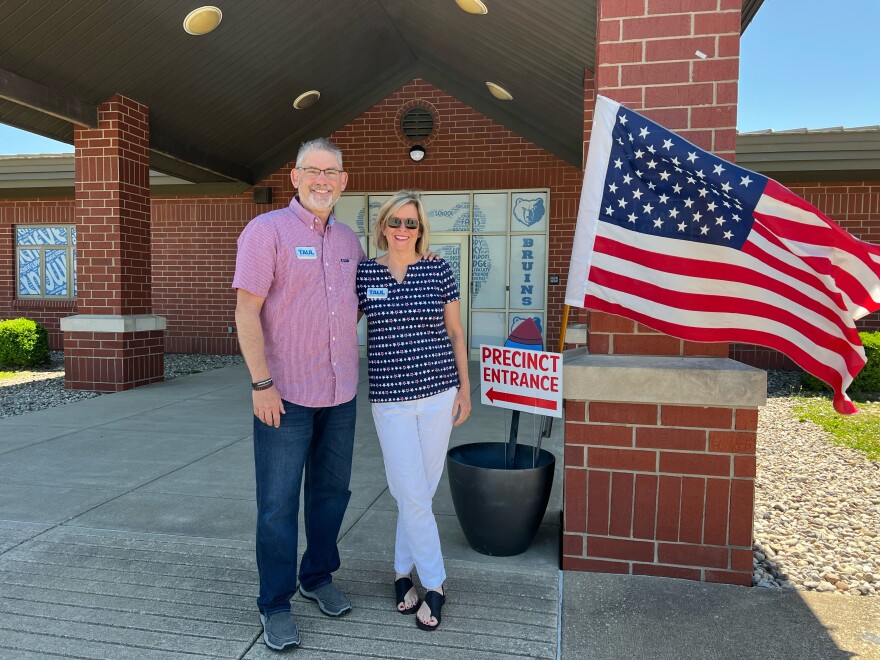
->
[486, 387, 558, 411]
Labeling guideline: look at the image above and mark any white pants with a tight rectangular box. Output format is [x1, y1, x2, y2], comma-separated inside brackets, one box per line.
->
[371, 386, 456, 590]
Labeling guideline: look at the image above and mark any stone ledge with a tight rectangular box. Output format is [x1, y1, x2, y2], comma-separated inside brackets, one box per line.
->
[563, 348, 766, 408]
[60, 314, 167, 333]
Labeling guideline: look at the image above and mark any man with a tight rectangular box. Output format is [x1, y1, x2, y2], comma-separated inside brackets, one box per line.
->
[233, 137, 363, 651]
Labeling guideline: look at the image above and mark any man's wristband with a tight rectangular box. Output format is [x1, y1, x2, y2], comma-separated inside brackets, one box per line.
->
[252, 378, 273, 391]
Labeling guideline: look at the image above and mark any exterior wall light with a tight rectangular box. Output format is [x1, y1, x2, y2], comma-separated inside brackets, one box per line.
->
[409, 145, 426, 162]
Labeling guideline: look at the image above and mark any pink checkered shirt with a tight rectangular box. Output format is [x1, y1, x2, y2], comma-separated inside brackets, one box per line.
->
[233, 197, 365, 407]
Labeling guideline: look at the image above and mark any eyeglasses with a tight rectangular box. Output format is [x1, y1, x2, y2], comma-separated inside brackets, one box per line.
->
[297, 167, 343, 181]
[386, 216, 420, 229]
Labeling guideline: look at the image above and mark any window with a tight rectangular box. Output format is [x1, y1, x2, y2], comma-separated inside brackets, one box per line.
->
[15, 225, 76, 300]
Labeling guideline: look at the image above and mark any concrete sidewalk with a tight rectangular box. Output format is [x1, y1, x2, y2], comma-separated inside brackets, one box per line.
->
[0, 363, 877, 659]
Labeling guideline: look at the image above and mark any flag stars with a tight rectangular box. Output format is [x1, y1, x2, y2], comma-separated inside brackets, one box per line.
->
[618, 197, 628, 208]
[740, 175, 753, 187]
[677, 221, 688, 232]
[687, 176, 697, 185]
[647, 144, 657, 154]
[619, 114, 629, 125]
[639, 126, 650, 138]
[707, 201, 717, 212]
[658, 193, 670, 204]
[672, 183, 683, 194]
[687, 151, 698, 163]
[659, 170, 671, 181]
[668, 207, 680, 218]
[647, 181, 657, 190]
[713, 163, 726, 175]
[647, 159, 658, 169]
[698, 188, 709, 198]
[608, 182, 618, 193]
[723, 230, 733, 240]
[683, 198, 695, 208]
[627, 212, 638, 223]
[692, 211, 702, 222]
[643, 202, 654, 214]
[604, 205, 615, 216]
[700, 225, 710, 235]
[715, 216, 726, 226]
[622, 174, 633, 185]
[696, 169, 706, 179]
[721, 181, 732, 193]
[613, 158, 623, 169]
[634, 149, 645, 159]
[662, 139, 674, 150]
[653, 218, 664, 228]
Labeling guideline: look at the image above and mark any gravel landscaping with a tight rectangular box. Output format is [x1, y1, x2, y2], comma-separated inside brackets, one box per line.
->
[0, 357, 877, 596]
[754, 371, 879, 596]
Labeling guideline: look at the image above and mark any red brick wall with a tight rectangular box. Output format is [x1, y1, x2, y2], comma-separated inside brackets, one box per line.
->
[151, 192, 265, 354]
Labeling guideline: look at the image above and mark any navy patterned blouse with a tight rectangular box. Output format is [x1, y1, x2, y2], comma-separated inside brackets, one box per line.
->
[356, 258, 461, 403]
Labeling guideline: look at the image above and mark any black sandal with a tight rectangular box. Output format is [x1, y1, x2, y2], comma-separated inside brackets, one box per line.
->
[415, 589, 445, 631]
[394, 576, 420, 615]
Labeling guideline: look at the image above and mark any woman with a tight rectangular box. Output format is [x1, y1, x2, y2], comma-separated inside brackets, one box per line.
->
[356, 190, 471, 631]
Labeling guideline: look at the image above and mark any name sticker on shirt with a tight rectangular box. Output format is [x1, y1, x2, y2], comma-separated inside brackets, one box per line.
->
[367, 287, 389, 299]
[296, 247, 317, 259]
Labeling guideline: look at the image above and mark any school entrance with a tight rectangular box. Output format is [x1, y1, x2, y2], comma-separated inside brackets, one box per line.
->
[335, 190, 550, 357]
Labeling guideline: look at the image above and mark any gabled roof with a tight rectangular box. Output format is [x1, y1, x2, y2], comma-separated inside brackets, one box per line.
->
[0, 0, 763, 185]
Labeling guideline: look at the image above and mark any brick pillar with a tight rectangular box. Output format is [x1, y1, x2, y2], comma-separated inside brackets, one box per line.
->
[562, 353, 764, 585]
[588, 0, 741, 358]
[61, 95, 165, 391]
[562, 0, 760, 585]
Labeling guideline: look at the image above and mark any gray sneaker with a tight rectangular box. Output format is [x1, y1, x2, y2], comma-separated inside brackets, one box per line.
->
[260, 611, 301, 650]
[299, 582, 352, 617]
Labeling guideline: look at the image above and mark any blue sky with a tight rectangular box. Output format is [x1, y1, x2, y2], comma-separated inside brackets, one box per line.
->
[1, 0, 878, 154]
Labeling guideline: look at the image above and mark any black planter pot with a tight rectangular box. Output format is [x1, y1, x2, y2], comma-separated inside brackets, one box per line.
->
[446, 441, 555, 557]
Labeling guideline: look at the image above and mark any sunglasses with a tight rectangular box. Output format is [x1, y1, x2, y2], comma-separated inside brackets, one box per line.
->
[386, 216, 420, 229]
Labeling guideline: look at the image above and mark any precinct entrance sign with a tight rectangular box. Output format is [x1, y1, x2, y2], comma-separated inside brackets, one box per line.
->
[480, 345, 563, 417]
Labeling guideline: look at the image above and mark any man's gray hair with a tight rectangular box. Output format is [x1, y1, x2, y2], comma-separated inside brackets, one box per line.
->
[295, 137, 343, 169]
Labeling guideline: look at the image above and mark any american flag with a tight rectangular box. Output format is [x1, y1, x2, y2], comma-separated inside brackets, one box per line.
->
[565, 95, 880, 414]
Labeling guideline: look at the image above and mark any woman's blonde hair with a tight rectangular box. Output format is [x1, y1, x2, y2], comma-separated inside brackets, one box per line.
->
[373, 190, 430, 254]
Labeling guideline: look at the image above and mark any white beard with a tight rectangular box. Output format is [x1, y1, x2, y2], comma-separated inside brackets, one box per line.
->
[303, 189, 336, 211]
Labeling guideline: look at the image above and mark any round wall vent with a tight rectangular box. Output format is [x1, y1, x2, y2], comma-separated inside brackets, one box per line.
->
[401, 107, 435, 142]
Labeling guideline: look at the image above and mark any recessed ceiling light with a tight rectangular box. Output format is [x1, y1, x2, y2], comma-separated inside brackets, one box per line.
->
[455, 0, 488, 14]
[293, 90, 321, 110]
[486, 82, 513, 101]
[183, 6, 223, 35]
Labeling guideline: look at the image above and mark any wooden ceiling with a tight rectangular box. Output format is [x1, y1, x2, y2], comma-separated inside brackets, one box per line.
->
[0, 0, 764, 185]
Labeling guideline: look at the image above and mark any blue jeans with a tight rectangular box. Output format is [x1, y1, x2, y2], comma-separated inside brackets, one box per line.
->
[253, 396, 355, 614]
